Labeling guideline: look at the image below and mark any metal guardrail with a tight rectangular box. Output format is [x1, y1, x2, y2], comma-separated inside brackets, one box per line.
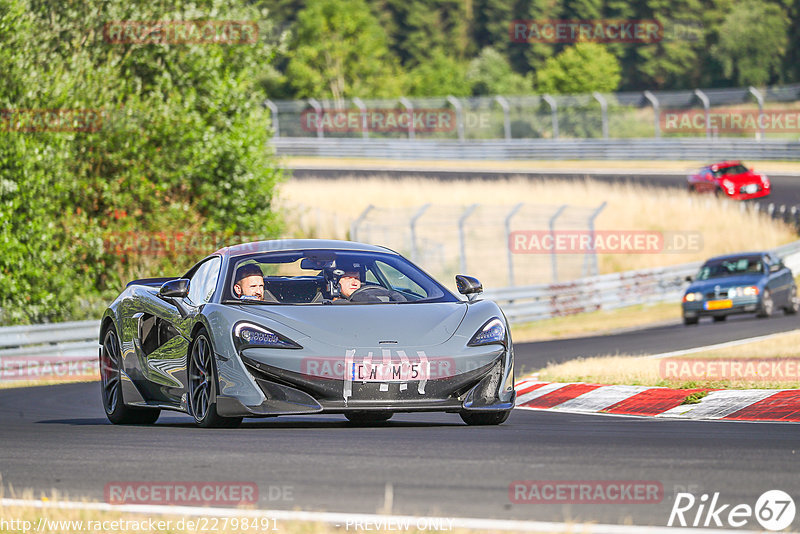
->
[272, 138, 800, 161]
[2, 239, 800, 377]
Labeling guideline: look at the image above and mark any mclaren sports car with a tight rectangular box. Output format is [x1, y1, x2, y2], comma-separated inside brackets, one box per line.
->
[99, 239, 515, 427]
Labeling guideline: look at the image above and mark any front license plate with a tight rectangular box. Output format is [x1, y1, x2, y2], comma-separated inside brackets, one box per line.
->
[351, 362, 430, 382]
[705, 299, 733, 310]
[743, 184, 758, 194]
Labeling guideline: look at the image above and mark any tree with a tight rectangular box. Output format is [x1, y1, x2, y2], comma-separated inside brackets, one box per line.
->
[286, 0, 404, 100]
[710, 0, 789, 86]
[407, 49, 471, 96]
[536, 42, 621, 94]
[466, 47, 533, 95]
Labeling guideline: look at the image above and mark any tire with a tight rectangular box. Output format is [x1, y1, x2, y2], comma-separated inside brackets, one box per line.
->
[460, 410, 511, 426]
[784, 285, 799, 315]
[344, 412, 393, 425]
[757, 289, 774, 318]
[188, 330, 243, 428]
[712, 315, 727, 322]
[100, 326, 160, 425]
[683, 315, 699, 325]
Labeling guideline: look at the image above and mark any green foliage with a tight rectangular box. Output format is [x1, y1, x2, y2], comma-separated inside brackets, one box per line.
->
[407, 49, 471, 97]
[286, 0, 404, 100]
[537, 43, 622, 94]
[0, 0, 283, 324]
[710, 0, 790, 86]
[466, 47, 534, 96]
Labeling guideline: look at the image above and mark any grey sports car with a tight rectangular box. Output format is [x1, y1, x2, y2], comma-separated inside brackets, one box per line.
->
[99, 239, 515, 427]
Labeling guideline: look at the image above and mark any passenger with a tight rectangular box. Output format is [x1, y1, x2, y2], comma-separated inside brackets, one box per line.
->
[233, 263, 264, 300]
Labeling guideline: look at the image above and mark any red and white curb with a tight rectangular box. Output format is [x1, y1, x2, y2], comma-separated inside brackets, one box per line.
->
[513, 377, 800, 422]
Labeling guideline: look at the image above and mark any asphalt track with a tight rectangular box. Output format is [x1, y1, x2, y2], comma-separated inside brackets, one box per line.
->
[290, 167, 800, 207]
[2, 314, 800, 529]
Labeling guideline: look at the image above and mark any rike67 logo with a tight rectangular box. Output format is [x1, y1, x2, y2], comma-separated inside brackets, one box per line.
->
[668, 490, 795, 531]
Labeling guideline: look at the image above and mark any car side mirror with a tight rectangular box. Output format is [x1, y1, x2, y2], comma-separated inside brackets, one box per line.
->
[456, 275, 483, 300]
[770, 263, 781, 273]
[159, 278, 190, 298]
[685, 275, 693, 282]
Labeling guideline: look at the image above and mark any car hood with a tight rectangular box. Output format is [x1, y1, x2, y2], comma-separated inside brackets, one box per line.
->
[688, 274, 764, 293]
[233, 303, 469, 348]
[717, 171, 760, 184]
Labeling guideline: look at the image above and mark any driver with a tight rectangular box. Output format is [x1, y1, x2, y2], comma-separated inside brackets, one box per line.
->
[233, 263, 264, 300]
[337, 270, 362, 300]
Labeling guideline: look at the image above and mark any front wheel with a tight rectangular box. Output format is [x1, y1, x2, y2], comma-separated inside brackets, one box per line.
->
[460, 410, 511, 426]
[100, 326, 160, 425]
[757, 290, 774, 318]
[188, 331, 242, 428]
[683, 315, 699, 326]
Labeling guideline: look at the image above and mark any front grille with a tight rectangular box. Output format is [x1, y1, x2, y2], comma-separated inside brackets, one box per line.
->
[739, 184, 761, 194]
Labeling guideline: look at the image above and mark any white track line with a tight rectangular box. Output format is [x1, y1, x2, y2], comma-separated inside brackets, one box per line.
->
[644, 330, 800, 360]
[0, 498, 754, 534]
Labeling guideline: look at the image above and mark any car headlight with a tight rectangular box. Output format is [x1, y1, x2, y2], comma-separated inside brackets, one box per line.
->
[683, 292, 703, 302]
[727, 286, 759, 298]
[468, 317, 506, 347]
[722, 179, 734, 193]
[760, 174, 770, 187]
[232, 322, 302, 350]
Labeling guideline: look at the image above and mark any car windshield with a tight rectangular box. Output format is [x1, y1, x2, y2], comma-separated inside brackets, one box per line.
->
[712, 164, 748, 176]
[225, 249, 457, 304]
[696, 256, 763, 280]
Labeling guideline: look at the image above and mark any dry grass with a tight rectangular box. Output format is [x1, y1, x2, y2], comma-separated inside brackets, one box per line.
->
[537, 329, 800, 389]
[0, 377, 97, 390]
[277, 176, 796, 287]
[511, 302, 679, 342]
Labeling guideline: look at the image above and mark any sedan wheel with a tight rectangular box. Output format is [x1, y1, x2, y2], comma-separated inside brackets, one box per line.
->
[784, 286, 799, 315]
[100, 327, 159, 425]
[757, 289, 774, 318]
[188, 331, 242, 428]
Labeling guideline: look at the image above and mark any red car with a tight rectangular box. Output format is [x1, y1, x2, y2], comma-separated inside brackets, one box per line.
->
[687, 161, 770, 200]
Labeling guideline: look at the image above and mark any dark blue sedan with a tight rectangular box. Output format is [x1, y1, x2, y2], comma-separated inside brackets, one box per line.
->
[682, 252, 798, 325]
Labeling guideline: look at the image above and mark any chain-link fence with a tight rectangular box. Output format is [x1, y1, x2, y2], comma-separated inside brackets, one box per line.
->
[267, 83, 800, 141]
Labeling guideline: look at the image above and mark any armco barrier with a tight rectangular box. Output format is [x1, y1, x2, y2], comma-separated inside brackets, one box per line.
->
[2, 239, 800, 376]
[272, 137, 800, 161]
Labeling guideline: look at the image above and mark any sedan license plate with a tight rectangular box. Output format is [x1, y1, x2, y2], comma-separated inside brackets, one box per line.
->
[743, 184, 758, 194]
[351, 362, 430, 382]
[705, 299, 733, 310]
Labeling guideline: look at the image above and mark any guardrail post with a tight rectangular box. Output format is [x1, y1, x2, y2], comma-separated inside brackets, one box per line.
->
[409, 203, 431, 263]
[643, 91, 660, 139]
[748, 86, 765, 141]
[399, 97, 415, 140]
[352, 97, 369, 139]
[549, 204, 568, 282]
[264, 99, 279, 138]
[446, 96, 465, 141]
[693, 89, 711, 139]
[543, 94, 559, 139]
[495, 96, 511, 140]
[458, 204, 479, 273]
[350, 205, 374, 241]
[504, 203, 524, 286]
[582, 201, 607, 277]
[592, 92, 609, 139]
[308, 98, 324, 139]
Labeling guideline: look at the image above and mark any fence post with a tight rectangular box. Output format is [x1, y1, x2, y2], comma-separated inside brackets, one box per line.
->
[446, 96, 465, 141]
[643, 91, 660, 138]
[504, 203, 524, 286]
[352, 97, 369, 139]
[307, 98, 324, 139]
[409, 203, 431, 262]
[264, 99, 279, 138]
[495, 96, 511, 140]
[543, 94, 559, 139]
[549, 204, 568, 282]
[592, 92, 609, 139]
[350, 205, 374, 242]
[458, 204, 479, 273]
[582, 201, 607, 277]
[693, 89, 711, 139]
[748, 86, 765, 141]
[399, 97, 415, 140]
